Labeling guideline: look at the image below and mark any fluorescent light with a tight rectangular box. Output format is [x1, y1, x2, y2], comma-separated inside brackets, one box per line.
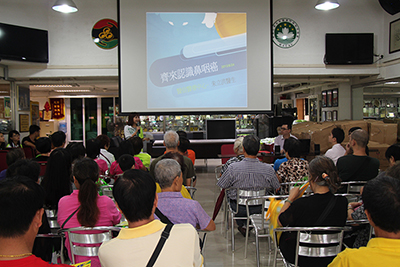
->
[34, 85, 73, 87]
[385, 81, 399, 85]
[54, 89, 91, 93]
[52, 0, 78, 13]
[315, 0, 340, 11]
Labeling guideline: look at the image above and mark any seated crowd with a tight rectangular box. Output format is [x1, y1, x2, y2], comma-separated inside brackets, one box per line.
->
[1, 119, 400, 267]
[0, 127, 210, 266]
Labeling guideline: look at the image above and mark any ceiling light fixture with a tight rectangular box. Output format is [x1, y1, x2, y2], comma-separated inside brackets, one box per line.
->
[385, 81, 399, 85]
[33, 85, 73, 87]
[52, 0, 78, 13]
[315, 0, 340, 11]
[54, 89, 91, 93]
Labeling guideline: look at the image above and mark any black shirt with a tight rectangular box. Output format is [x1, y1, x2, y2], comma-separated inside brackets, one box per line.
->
[278, 192, 348, 266]
[22, 136, 36, 147]
[337, 155, 380, 182]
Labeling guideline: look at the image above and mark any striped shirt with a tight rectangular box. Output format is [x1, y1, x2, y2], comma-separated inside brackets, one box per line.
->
[221, 154, 245, 175]
[217, 157, 280, 200]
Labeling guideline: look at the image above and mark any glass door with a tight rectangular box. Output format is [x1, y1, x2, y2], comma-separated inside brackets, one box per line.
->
[85, 98, 98, 140]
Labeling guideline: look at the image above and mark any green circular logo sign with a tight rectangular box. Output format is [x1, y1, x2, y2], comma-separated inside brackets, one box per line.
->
[272, 18, 300, 48]
[92, 19, 118, 50]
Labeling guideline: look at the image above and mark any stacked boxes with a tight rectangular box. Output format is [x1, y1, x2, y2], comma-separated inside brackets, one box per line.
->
[291, 120, 398, 170]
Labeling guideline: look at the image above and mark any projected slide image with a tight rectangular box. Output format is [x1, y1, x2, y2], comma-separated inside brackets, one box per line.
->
[147, 12, 247, 109]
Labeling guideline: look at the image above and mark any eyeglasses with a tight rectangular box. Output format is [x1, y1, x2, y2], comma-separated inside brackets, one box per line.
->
[281, 127, 289, 131]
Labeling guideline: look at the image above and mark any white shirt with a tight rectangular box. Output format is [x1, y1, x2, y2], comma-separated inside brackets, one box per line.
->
[99, 148, 115, 168]
[325, 143, 346, 165]
[273, 134, 297, 152]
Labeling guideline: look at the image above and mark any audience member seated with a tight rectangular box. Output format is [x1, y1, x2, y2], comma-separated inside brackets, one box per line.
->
[0, 148, 25, 181]
[118, 140, 146, 170]
[150, 131, 196, 186]
[160, 152, 192, 199]
[0, 176, 70, 266]
[178, 136, 196, 165]
[22, 125, 41, 149]
[177, 130, 196, 165]
[154, 159, 215, 231]
[329, 175, 400, 267]
[217, 135, 280, 236]
[5, 159, 53, 261]
[41, 148, 72, 209]
[130, 136, 151, 168]
[337, 129, 379, 183]
[6, 130, 22, 148]
[346, 127, 369, 156]
[58, 158, 121, 267]
[273, 120, 297, 154]
[96, 134, 116, 168]
[325, 127, 346, 165]
[385, 144, 400, 167]
[109, 154, 137, 178]
[278, 156, 347, 267]
[86, 139, 108, 174]
[277, 137, 309, 194]
[50, 131, 66, 149]
[98, 169, 203, 267]
[345, 162, 400, 248]
[220, 136, 244, 175]
[0, 133, 5, 150]
[66, 142, 86, 163]
[33, 137, 52, 162]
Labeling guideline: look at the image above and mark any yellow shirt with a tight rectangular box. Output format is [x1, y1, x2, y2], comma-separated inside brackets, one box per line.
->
[98, 220, 203, 267]
[328, 237, 400, 267]
[156, 183, 192, 199]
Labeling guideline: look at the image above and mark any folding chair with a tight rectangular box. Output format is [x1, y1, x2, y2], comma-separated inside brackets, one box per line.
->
[225, 187, 266, 252]
[273, 226, 349, 267]
[61, 226, 121, 264]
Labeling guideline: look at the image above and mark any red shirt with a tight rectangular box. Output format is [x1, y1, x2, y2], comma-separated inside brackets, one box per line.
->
[0, 255, 70, 267]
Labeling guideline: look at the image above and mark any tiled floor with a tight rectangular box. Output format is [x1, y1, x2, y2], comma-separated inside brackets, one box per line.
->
[193, 159, 284, 267]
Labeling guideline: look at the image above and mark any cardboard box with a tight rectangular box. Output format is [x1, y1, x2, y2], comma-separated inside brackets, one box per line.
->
[292, 121, 336, 154]
[369, 122, 397, 146]
[339, 120, 369, 143]
[368, 141, 390, 171]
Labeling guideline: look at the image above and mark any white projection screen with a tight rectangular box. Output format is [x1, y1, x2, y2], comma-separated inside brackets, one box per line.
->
[118, 0, 272, 115]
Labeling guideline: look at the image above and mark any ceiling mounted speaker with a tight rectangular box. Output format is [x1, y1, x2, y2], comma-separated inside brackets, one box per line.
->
[379, 0, 400, 15]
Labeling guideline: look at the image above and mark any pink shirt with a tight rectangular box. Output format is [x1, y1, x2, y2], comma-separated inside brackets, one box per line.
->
[57, 190, 121, 267]
[109, 157, 144, 176]
[94, 158, 108, 174]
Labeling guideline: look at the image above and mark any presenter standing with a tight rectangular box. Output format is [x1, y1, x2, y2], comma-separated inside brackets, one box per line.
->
[124, 113, 144, 140]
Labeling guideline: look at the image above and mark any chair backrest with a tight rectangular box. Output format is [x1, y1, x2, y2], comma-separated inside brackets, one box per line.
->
[37, 161, 47, 178]
[221, 144, 234, 164]
[0, 150, 8, 172]
[185, 186, 197, 199]
[341, 181, 366, 194]
[45, 209, 60, 233]
[100, 185, 114, 199]
[23, 146, 35, 159]
[274, 226, 348, 267]
[237, 189, 266, 206]
[63, 226, 120, 264]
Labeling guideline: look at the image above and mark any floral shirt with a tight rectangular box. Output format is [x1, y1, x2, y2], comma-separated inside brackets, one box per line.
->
[277, 158, 309, 194]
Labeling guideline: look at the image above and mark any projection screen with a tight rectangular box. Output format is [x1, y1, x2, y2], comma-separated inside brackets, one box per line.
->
[118, 0, 272, 115]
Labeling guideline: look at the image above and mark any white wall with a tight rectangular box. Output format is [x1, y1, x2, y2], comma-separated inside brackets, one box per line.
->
[273, 0, 385, 76]
[1, 0, 398, 83]
[1, 0, 118, 78]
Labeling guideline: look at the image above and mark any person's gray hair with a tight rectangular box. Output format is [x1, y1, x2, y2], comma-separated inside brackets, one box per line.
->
[154, 159, 182, 189]
[234, 137, 244, 154]
[350, 129, 369, 148]
[164, 131, 179, 149]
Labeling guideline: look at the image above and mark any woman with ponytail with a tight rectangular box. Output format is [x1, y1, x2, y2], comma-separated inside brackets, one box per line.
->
[276, 156, 348, 267]
[57, 158, 121, 266]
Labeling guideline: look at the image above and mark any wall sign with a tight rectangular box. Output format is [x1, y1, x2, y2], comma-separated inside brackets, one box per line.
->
[272, 18, 300, 48]
[92, 19, 119, 49]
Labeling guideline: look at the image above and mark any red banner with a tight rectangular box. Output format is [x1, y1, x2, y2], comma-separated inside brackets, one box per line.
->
[49, 98, 65, 120]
